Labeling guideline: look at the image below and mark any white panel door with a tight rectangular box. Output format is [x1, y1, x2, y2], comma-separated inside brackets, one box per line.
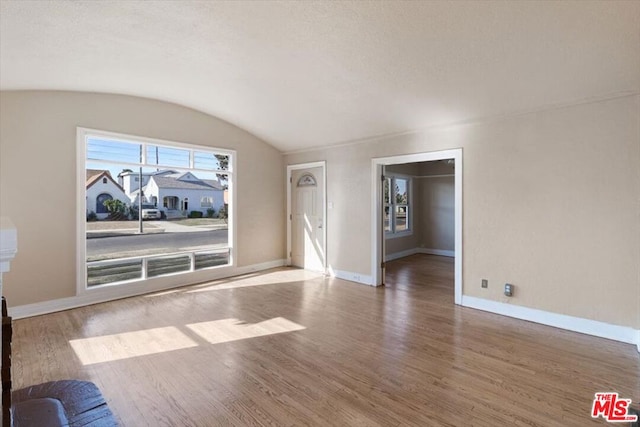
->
[291, 167, 324, 271]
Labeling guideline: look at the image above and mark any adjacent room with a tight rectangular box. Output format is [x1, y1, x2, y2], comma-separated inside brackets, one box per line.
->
[0, 1, 638, 426]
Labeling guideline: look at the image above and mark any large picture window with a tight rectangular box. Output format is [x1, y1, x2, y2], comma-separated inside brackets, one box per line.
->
[80, 128, 233, 288]
[384, 175, 411, 236]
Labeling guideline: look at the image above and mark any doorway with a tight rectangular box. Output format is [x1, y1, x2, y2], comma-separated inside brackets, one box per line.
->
[371, 149, 462, 304]
[287, 162, 326, 273]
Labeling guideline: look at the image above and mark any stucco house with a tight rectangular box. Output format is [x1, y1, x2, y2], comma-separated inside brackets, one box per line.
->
[126, 170, 225, 218]
[85, 170, 130, 220]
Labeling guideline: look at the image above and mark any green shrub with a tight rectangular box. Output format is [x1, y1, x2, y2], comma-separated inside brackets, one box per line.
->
[206, 208, 216, 218]
[188, 210, 203, 218]
[86, 211, 98, 222]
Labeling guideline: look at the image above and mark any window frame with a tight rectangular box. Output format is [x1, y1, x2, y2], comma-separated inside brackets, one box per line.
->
[384, 173, 413, 239]
[77, 127, 236, 295]
[200, 196, 213, 208]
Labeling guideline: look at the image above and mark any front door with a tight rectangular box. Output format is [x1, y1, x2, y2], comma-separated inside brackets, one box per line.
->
[291, 167, 324, 272]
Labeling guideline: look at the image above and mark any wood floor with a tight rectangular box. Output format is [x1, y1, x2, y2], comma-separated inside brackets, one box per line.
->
[11, 254, 639, 426]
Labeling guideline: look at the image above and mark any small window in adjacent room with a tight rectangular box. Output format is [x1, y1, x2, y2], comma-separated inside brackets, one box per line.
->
[384, 175, 411, 236]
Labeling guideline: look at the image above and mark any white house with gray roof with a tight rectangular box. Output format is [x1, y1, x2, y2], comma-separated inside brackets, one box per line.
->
[126, 170, 225, 218]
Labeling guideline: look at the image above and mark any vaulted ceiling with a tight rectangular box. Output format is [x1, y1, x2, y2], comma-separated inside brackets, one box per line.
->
[1, 1, 638, 152]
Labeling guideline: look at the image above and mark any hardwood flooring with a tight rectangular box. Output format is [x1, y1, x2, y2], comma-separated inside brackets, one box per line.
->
[11, 254, 640, 426]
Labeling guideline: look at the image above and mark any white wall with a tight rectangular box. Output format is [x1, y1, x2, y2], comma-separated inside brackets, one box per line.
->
[0, 91, 285, 306]
[286, 94, 640, 330]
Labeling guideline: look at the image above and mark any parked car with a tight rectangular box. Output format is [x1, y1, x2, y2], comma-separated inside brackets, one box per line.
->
[141, 204, 161, 220]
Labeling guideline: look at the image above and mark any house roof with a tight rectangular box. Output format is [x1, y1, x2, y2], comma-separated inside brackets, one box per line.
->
[1, 2, 637, 152]
[86, 170, 126, 192]
[203, 180, 225, 190]
[150, 176, 219, 191]
[86, 169, 109, 183]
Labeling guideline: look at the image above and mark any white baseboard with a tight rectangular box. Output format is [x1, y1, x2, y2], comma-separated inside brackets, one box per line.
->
[461, 295, 639, 350]
[419, 248, 455, 257]
[327, 267, 375, 286]
[385, 248, 418, 261]
[9, 259, 286, 319]
[385, 247, 455, 261]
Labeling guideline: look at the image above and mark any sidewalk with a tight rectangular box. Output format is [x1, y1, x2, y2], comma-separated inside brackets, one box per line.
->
[86, 220, 227, 239]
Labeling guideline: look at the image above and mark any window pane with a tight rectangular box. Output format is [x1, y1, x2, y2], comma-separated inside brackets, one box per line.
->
[87, 259, 142, 287]
[194, 152, 229, 171]
[395, 178, 408, 204]
[147, 254, 191, 278]
[87, 138, 141, 164]
[146, 145, 190, 168]
[395, 205, 408, 231]
[195, 248, 230, 270]
[384, 205, 391, 232]
[84, 132, 232, 289]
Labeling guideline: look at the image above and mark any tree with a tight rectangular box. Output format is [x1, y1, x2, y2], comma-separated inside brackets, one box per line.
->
[214, 154, 229, 186]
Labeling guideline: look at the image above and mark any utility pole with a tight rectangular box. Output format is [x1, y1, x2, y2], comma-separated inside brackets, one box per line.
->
[138, 166, 144, 234]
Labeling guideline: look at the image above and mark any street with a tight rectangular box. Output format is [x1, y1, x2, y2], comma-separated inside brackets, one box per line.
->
[87, 229, 228, 261]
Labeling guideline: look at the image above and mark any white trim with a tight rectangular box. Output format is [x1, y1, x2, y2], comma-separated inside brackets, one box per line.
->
[461, 295, 640, 347]
[9, 259, 285, 320]
[372, 148, 463, 305]
[327, 267, 374, 286]
[76, 128, 88, 296]
[419, 248, 455, 258]
[385, 248, 419, 262]
[385, 248, 455, 262]
[286, 161, 327, 273]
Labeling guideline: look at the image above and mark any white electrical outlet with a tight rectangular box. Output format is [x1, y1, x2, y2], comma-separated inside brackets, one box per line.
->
[504, 283, 513, 297]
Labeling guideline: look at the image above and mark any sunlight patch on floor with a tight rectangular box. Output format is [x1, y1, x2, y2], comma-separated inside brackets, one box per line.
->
[69, 317, 306, 365]
[186, 317, 306, 345]
[69, 326, 198, 365]
[186, 269, 325, 293]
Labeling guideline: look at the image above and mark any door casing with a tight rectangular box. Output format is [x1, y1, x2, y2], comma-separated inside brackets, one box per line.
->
[371, 149, 463, 305]
[287, 161, 327, 273]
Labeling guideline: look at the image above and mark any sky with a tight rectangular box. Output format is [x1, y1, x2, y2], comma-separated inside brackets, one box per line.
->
[86, 137, 227, 184]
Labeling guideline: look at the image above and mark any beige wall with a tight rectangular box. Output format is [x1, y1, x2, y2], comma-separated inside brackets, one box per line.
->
[419, 175, 454, 252]
[0, 91, 285, 306]
[286, 95, 640, 329]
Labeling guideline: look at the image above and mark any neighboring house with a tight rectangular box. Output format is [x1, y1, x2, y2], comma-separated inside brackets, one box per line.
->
[117, 169, 177, 198]
[128, 170, 225, 218]
[86, 170, 130, 219]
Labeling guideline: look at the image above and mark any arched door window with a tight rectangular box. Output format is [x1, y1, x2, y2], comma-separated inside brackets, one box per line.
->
[96, 193, 112, 214]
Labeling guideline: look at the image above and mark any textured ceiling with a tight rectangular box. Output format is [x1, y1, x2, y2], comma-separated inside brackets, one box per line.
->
[1, 1, 639, 152]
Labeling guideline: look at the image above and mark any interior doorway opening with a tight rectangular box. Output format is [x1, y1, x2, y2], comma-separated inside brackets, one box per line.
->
[371, 149, 462, 304]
